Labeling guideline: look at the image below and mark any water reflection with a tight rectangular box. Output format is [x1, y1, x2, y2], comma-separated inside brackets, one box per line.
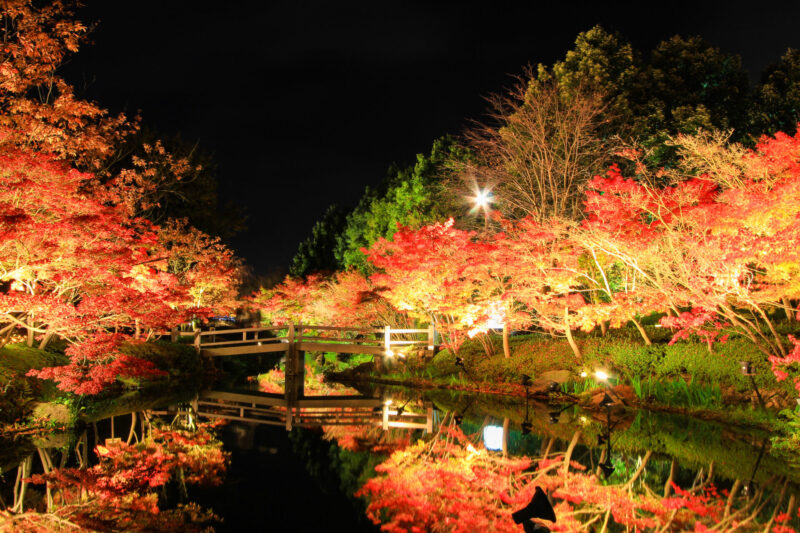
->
[3, 382, 800, 532]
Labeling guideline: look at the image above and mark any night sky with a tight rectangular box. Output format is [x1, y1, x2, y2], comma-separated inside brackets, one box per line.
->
[62, 1, 800, 275]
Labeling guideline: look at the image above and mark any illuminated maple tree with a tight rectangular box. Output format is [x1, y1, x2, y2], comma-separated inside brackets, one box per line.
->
[363, 219, 502, 354]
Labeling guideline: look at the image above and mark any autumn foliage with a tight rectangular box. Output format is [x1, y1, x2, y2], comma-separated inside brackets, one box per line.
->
[356, 424, 796, 532]
[16, 421, 228, 532]
[0, 0, 241, 395]
[262, 128, 800, 392]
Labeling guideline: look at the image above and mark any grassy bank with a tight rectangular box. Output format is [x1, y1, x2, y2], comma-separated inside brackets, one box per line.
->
[0, 341, 210, 428]
[337, 324, 799, 424]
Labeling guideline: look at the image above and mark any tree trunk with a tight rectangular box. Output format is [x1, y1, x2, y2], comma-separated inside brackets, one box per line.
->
[26, 312, 34, 347]
[134, 318, 141, 340]
[631, 317, 652, 345]
[596, 447, 607, 477]
[561, 430, 581, 475]
[624, 450, 652, 490]
[564, 307, 581, 359]
[599, 320, 608, 336]
[664, 458, 677, 498]
[783, 297, 796, 323]
[38, 329, 55, 351]
[0, 323, 16, 349]
[502, 323, 510, 358]
[724, 479, 741, 519]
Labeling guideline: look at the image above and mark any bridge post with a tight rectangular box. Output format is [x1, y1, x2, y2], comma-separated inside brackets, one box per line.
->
[170, 327, 178, 343]
[193, 330, 201, 353]
[427, 324, 435, 351]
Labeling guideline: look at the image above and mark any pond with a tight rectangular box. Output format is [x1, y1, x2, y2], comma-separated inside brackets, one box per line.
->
[2, 375, 799, 532]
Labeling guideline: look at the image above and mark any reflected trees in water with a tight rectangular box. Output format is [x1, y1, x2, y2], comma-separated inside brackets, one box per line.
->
[0, 414, 228, 532]
[351, 416, 798, 532]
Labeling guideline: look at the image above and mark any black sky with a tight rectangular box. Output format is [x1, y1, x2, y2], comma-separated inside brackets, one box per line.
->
[62, 1, 800, 275]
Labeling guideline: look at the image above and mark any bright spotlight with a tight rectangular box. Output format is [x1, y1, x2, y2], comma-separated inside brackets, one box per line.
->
[483, 425, 504, 451]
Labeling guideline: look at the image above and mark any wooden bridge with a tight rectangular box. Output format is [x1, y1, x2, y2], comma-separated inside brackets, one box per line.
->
[165, 323, 438, 430]
[173, 323, 437, 363]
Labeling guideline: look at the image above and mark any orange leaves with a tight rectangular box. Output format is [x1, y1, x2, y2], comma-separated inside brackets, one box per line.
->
[27, 422, 227, 531]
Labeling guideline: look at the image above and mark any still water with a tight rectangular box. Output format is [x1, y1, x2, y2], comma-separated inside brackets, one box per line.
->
[2, 378, 799, 532]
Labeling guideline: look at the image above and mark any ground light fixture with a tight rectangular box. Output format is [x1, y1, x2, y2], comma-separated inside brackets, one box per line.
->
[600, 393, 615, 408]
[739, 360, 766, 409]
[454, 356, 471, 377]
[512, 486, 556, 528]
[547, 381, 560, 393]
[547, 404, 571, 424]
[395, 399, 411, 417]
[595, 370, 610, 381]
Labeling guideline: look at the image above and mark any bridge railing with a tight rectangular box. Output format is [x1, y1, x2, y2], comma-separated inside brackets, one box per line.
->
[295, 324, 436, 357]
[192, 323, 438, 357]
[194, 326, 291, 355]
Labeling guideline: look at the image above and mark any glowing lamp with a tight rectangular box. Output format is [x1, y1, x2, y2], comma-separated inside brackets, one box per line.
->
[472, 188, 493, 209]
[483, 425, 504, 451]
[740, 361, 752, 375]
[595, 370, 609, 381]
[580, 371, 588, 378]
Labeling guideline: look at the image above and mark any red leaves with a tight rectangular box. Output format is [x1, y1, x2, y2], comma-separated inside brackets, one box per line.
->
[768, 335, 800, 393]
[27, 333, 165, 394]
[27, 422, 227, 531]
[659, 308, 729, 350]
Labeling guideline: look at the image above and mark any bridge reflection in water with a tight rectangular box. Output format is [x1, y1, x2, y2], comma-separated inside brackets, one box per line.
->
[191, 388, 433, 432]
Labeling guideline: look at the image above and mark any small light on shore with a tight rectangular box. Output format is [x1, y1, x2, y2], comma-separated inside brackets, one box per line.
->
[595, 370, 609, 381]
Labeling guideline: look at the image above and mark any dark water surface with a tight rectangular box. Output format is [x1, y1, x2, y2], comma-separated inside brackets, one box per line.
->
[3, 380, 800, 532]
